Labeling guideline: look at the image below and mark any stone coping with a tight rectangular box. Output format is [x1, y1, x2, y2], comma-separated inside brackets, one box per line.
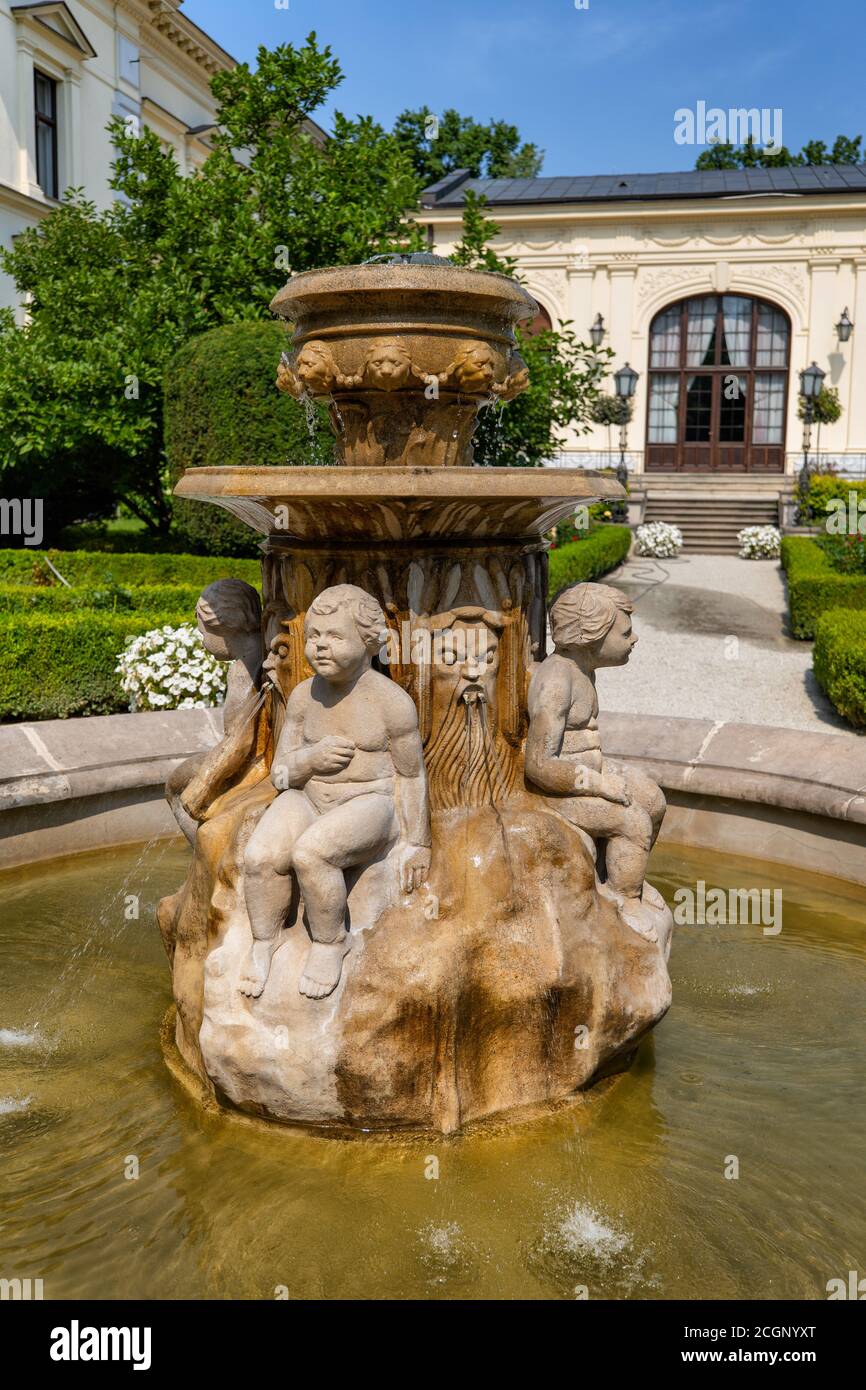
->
[0, 707, 223, 812]
[0, 707, 863, 877]
[598, 712, 866, 827]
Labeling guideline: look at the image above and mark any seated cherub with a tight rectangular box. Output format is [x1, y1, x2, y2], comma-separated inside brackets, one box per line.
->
[241, 584, 431, 1001]
[525, 582, 665, 942]
[166, 580, 264, 844]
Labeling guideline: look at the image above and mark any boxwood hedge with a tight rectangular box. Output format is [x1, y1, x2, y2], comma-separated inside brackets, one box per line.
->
[0, 612, 194, 722]
[813, 610, 866, 727]
[547, 525, 632, 599]
[0, 584, 203, 616]
[780, 536, 866, 638]
[164, 321, 333, 557]
[0, 549, 261, 588]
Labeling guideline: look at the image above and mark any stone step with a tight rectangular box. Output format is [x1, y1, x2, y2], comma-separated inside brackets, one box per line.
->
[641, 492, 780, 553]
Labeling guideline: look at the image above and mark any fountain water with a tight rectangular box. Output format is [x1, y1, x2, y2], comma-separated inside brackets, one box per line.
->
[163, 256, 673, 1132]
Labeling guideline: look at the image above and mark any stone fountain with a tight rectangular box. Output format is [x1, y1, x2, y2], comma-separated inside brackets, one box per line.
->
[158, 256, 673, 1133]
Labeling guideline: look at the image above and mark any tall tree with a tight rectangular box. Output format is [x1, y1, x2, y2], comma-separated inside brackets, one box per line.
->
[0, 34, 422, 538]
[696, 133, 862, 170]
[394, 106, 543, 186]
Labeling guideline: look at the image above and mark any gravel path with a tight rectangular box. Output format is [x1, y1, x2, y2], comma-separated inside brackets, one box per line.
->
[583, 554, 848, 733]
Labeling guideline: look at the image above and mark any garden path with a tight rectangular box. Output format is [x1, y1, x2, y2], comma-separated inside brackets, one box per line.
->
[590, 554, 848, 733]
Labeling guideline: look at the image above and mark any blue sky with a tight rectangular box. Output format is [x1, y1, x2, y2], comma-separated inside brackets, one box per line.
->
[184, 0, 866, 177]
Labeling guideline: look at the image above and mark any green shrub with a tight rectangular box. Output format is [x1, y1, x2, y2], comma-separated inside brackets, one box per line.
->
[0, 583, 204, 616]
[813, 610, 866, 727]
[781, 536, 866, 638]
[548, 525, 632, 599]
[0, 612, 193, 721]
[0, 549, 260, 588]
[164, 321, 333, 556]
[801, 474, 866, 523]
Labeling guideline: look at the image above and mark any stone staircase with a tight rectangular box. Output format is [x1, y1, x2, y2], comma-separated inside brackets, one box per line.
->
[641, 479, 787, 554]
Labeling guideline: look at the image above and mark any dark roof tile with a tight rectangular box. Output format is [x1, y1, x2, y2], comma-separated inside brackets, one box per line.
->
[422, 164, 866, 206]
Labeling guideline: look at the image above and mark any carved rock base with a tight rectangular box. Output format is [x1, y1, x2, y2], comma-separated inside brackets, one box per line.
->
[158, 782, 673, 1134]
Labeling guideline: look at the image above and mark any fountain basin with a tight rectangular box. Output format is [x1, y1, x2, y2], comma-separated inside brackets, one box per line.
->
[1, 837, 863, 1299]
[173, 465, 624, 540]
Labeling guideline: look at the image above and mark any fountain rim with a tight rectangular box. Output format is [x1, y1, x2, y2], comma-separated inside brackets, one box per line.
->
[173, 465, 625, 502]
[270, 261, 539, 322]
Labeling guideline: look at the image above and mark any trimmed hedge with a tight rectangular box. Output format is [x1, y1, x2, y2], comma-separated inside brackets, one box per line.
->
[780, 536, 866, 639]
[164, 320, 333, 557]
[0, 549, 261, 588]
[548, 525, 632, 599]
[0, 612, 191, 721]
[0, 584, 203, 616]
[813, 610, 866, 728]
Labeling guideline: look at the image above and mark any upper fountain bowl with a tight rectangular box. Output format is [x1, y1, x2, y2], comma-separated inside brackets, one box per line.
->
[270, 261, 538, 468]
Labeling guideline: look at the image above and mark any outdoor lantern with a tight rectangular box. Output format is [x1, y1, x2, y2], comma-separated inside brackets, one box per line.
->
[589, 312, 606, 348]
[614, 361, 639, 398]
[799, 361, 826, 400]
[836, 308, 854, 344]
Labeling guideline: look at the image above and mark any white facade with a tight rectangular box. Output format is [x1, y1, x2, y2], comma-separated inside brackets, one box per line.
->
[0, 0, 234, 310]
[424, 173, 866, 478]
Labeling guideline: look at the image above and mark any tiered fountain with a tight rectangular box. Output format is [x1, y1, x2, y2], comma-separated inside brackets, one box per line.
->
[159, 255, 673, 1133]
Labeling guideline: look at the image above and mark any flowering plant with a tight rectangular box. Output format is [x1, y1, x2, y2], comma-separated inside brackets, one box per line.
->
[116, 624, 226, 711]
[738, 525, 781, 560]
[634, 521, 683, 558]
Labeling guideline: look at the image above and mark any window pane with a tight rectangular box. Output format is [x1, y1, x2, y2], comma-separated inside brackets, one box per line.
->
[719, 374, 748, 441]
[686, 296, 717, 366]
[648, 374, 679, 442]
[755, 305, 789, 367]
[650, 306, 681, 367]
[36, 121, 57, 198]
[685, 374, 713, 441]
[35, 72, 55, 119]
[720, 296, 751, 367]
[753, 374, 786, 443]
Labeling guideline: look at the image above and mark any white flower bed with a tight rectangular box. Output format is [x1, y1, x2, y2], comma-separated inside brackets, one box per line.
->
[737, 525, 781, 560]
[634, 521, 683, 558]
[116, 624, 227, 712]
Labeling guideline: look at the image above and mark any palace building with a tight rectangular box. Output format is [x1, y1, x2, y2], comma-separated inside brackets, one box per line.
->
[421, 165, 866, 547]
[0, 1, 325, 314]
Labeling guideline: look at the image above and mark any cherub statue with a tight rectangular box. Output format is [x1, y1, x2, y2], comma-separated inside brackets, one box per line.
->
[241, 584, 432, 1001]
[525, 582, 666, 942]
[166, 580, 265, 845]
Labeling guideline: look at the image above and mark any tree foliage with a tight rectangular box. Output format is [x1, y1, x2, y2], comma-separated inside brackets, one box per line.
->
[696, 133, 862, 169]
[0, 33, 421, 539]
[394, 106, 543, 186]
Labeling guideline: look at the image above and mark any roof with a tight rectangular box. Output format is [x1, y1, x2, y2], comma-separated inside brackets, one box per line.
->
[420, 163, 866, 209]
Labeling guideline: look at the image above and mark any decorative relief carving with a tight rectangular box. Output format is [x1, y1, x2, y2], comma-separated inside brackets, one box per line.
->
[637, 265, 710, 306]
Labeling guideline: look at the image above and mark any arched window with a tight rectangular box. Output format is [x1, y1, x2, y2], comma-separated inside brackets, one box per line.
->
[523, 299, 552, 338]
[646, 294, 790, 472]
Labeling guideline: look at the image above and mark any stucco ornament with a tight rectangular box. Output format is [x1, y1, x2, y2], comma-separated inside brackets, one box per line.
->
[527, 583, 669, 943]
